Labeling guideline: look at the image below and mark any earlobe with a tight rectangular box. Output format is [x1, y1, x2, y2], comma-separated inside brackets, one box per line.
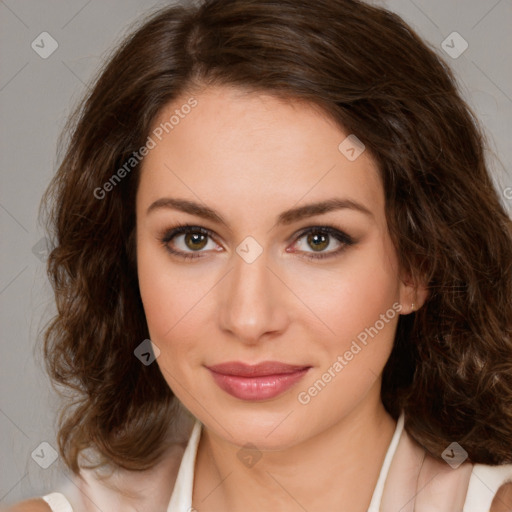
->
[398, 272, 429, 315]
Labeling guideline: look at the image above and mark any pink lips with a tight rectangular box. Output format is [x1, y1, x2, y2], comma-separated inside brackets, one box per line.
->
[206, 361, 311, 401]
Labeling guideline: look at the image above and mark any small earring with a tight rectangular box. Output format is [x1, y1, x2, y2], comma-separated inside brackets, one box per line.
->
[411, 303, 415, 311]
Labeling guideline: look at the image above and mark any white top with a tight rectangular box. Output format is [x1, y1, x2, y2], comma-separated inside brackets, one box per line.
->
[41, 493, 73, 512]
[166, 414, 404, 512]
[40, 412, 512, 511]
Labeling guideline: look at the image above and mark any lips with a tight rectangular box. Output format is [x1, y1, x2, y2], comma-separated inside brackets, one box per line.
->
[206, 361, 311, 401]
[207, 361, 309, 377]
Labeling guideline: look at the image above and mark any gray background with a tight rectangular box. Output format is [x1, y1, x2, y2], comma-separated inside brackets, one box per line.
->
[1, 0, 511, 506]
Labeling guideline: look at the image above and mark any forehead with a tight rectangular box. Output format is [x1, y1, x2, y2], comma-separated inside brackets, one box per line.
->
[137, 86, 384, 224]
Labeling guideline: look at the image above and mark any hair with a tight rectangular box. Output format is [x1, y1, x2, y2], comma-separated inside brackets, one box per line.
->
[40, 0, 512, 476]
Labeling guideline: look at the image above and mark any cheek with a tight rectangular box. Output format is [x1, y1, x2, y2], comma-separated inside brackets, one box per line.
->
[294, 238, 400, 352]
[136, 235, 215, 367]
[137, 246, 174, 338]
[293, 292, 399, 426]
[290, 238, 401, 411]
[136, 233, 186, 342]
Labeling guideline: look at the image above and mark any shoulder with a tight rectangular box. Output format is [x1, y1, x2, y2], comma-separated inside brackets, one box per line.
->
[468, 462, 512, 512]
[393, 423, 512, 511]
[3, 498, 52, 511]
[5, 441, 187, 512]
[4, 437, 189, 512]
[5, 414, 196, 512]
[69, 412, 196, 510]
[75, 440, 187, 510]
[490, 481, 512, 511]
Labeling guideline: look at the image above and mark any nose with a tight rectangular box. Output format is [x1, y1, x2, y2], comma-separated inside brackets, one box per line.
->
[218, 247, 290, 346]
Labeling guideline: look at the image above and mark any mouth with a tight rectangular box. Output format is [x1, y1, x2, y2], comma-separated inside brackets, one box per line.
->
[205, 361, 311, 401]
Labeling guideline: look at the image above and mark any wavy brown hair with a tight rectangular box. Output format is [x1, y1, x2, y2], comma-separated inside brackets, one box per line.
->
[40, 0, 512, 476]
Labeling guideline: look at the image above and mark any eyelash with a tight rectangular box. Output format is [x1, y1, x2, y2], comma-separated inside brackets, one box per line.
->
[159, 223, 355, 261]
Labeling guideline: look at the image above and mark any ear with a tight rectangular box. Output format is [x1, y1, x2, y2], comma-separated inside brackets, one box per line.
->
[398, 268, 429, 315]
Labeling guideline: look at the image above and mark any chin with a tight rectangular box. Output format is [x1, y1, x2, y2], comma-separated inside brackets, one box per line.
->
[199, 397, 318, 450]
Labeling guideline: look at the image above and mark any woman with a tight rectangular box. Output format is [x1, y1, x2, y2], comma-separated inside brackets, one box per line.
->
[8, 0, 512, 510]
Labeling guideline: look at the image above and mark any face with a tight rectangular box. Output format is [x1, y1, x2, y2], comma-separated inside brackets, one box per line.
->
[135, 85, 418, 449]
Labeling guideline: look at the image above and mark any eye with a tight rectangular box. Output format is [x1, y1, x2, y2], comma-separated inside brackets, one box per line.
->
[288, 226, 354, 260]
[160, 224, 220, 260]
[159, 224, 355, 261]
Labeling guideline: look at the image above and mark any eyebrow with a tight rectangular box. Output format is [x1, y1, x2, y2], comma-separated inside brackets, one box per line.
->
[146, 197, 373, 225]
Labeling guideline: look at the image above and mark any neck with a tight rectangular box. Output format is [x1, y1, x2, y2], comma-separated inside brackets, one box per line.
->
[192, 381, 398, 512]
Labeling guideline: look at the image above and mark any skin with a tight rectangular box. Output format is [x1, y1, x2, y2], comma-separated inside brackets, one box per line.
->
[135, 85, 428, 511]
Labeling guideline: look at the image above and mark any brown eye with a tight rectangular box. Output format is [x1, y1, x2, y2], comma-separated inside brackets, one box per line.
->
[184, 232, 208, 251]
[160, 224, 355, 262]
[306, 232, 329, 252]
[290, 226, 355, 261]
[161, 225, 218, 260]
